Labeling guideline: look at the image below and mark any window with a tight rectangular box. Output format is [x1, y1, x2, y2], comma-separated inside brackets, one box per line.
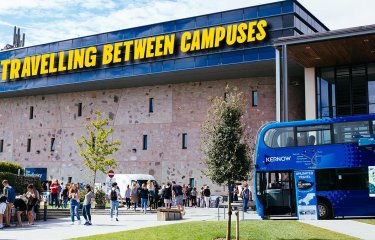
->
[182, 133, 187, 149]
[252, 90, 258, 107]
[143, 135, 148, 150]
[189, 178, 195, 187]
[78, 103, 82, 117]
[264, 127, 294, 148]
[29, 106, 34, 119]
[149, 98, 154, 113]
[51, 138, 56, 152]
[0, 139, 3, 153]
[296, 125, 331, 146]
[336, 168, 368, 190]
[27, 138, 31, 152]
[316, 169, 336, 191]
[224, 92, 229, 101]
[333, 121, 370, 143]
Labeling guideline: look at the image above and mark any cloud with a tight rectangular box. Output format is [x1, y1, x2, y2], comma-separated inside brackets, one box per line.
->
[0, 0, 375, 48]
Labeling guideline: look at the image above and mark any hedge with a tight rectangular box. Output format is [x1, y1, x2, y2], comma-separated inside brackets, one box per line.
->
[0, 161, 24, 175]
[0, 172, 42, 195]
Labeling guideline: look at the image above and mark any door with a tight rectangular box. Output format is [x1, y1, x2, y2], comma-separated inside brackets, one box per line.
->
[260, 171, 296, 216]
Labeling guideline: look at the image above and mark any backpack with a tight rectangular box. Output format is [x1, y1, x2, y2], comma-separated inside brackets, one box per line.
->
[242, 189, 250, 199]
[110, 189, 118, 201]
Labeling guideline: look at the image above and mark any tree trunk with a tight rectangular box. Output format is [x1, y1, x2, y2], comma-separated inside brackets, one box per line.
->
[93, 170, 97, 190]
[227, 182, 232, 240]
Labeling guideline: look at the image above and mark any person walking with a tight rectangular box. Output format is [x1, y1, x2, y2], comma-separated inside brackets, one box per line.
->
[163, 183, 172, 209]
[139, 183, 149, 214]
[125, 185, 131, 210]
[190, 187, 197, 207]
[109, 182, 122, 221]
[2, 180, 16, 228]
[241, 184, 251, 213]
[130, 182, 139, 211]
[25, 184, 39, 225]
[172, 181, 184, 214]
[69, 184, 81, 225]
[203, 185, 211, 208]
[198, 187, 204, 208]
[50, 180, 60, 208]
[82, 185, 95, 225]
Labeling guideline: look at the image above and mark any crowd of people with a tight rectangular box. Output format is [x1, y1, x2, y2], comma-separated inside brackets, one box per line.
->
[1, 178, 253, 228]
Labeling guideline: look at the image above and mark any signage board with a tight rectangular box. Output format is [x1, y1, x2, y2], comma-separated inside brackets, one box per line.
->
[294, 170, 318, 220]
[25, 168, 47, 182]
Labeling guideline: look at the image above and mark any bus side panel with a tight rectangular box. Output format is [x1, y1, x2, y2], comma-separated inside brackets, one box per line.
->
[318, 190, 375, 217]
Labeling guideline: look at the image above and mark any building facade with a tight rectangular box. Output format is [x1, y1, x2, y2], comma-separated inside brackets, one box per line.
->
[0, 0, 327, 191]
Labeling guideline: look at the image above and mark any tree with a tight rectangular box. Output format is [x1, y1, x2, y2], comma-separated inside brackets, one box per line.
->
[76, 110, 121, 187]
[201, 87, 251, 240]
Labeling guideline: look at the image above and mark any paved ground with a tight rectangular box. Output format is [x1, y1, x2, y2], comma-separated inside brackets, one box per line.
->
[303, 219, 375, 240]
[2, 208, 375, 240]
[0, 208, 259, 240]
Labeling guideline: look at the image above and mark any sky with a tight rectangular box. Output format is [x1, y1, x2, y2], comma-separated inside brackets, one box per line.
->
[0, 0, 374, 48]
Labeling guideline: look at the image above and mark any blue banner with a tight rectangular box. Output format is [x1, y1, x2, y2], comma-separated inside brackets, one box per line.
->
[294, 170, 318, 220]
[25, 168, 47, 182]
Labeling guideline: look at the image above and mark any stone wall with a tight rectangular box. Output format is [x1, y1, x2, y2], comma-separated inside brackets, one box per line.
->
[0, 76, 305, 193]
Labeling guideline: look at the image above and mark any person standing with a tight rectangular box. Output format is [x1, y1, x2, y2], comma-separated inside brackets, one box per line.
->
[0, 195, 7, 229]
[125, 185, 131, 210]
[172, 181, 184, 214]
[82, 185, 95, 225]
[2, 180, 16, 227]
[241, 184, 251, 213]
[147, 180, 155, 210]
[109, 182, 122, 221]
[186, 184, 192, 207]
[69, 184, 81, 225]
[182, 184, 187, 207]
[50, 180, 60, 208]
[163, 183, 172, 208]
[139, 183, 149, 214]
[25, 184, 39, 225]
[233, 186, 239, 202]
[130, 182, 138, 212]
[198, 187, 204, 207]
[61, 184, 69, 209]
[203, 186, 211, 208]
[190, 187, 197, 207]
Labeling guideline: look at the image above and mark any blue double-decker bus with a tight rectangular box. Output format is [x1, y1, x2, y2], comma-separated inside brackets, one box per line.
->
[254, 114, 375, 219]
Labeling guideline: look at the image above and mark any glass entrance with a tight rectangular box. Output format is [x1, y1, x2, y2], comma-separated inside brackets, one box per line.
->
[258, 171, 296, 216]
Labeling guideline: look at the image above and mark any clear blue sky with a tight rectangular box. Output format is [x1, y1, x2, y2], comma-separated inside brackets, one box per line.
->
[0, 0, 374, 48]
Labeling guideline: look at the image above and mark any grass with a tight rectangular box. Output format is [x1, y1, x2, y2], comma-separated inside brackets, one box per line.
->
[355, 219, 375, 225]
[72, 221, 356, 240]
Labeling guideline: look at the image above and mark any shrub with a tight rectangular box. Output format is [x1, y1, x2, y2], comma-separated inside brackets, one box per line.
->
[95, 189, 106, 206]
[0, 172, 42, 195]
[0, 161, 24, 174]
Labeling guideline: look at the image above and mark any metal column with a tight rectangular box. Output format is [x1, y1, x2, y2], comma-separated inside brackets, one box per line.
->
[282, 45, 289, 122]
[275, 48, 281, 122]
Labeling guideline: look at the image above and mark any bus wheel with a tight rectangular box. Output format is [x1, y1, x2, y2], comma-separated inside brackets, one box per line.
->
[317, 200, 332, 219]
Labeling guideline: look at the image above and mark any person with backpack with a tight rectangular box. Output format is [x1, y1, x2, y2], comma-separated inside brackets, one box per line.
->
[241, 184, 252, 213]
[2, 180, 16, 228]
[108, 182, 122, 221]
[172, 181, 184, 214]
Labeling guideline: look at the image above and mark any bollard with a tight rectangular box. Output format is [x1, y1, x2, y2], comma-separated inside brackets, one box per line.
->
[43, 200, 47, 221]
[235, 210, 239, 240]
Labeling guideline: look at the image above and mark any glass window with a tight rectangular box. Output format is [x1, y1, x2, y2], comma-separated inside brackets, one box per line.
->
[143, 135, 148, 150]
[333, 121, 370, 143]
[336, 168, 368, 190]
[78, 103, 82, 117]
[252, 90, 258, 107]
[296, 124, 331, 146]
[51, 138, 56, 152]
[29, 106, 34, 120]
[0, 139, 3, 153]
[264, 127, 294, 148]
[316, 169, 336, 191]
[182, 133, 187, 149]
[149, 98, 154, 113]
[27, 138, 31, 152]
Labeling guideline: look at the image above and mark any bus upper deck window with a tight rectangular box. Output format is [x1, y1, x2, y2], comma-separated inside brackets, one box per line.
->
[333, 121, 369, 143]
[264, 127, 294, 148]
[296, 124, 331, 146]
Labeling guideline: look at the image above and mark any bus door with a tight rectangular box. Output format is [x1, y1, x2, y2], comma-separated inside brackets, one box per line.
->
[260, 171, 296, 216]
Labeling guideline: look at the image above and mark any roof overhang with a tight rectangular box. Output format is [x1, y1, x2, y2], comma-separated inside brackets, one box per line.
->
[274, 24, 375, 68]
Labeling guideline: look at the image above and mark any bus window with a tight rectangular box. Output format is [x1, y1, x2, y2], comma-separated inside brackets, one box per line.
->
[296, 125, 331, 146]
[336, 168, 368, 190]
[333, 121, 370, 143]
[264, 127, 294, 148]
[373, 120, 375, 134]
[316, 169, 336, 191]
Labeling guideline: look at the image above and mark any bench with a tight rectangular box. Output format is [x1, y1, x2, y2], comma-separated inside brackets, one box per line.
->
[157, 208, 183, 221]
